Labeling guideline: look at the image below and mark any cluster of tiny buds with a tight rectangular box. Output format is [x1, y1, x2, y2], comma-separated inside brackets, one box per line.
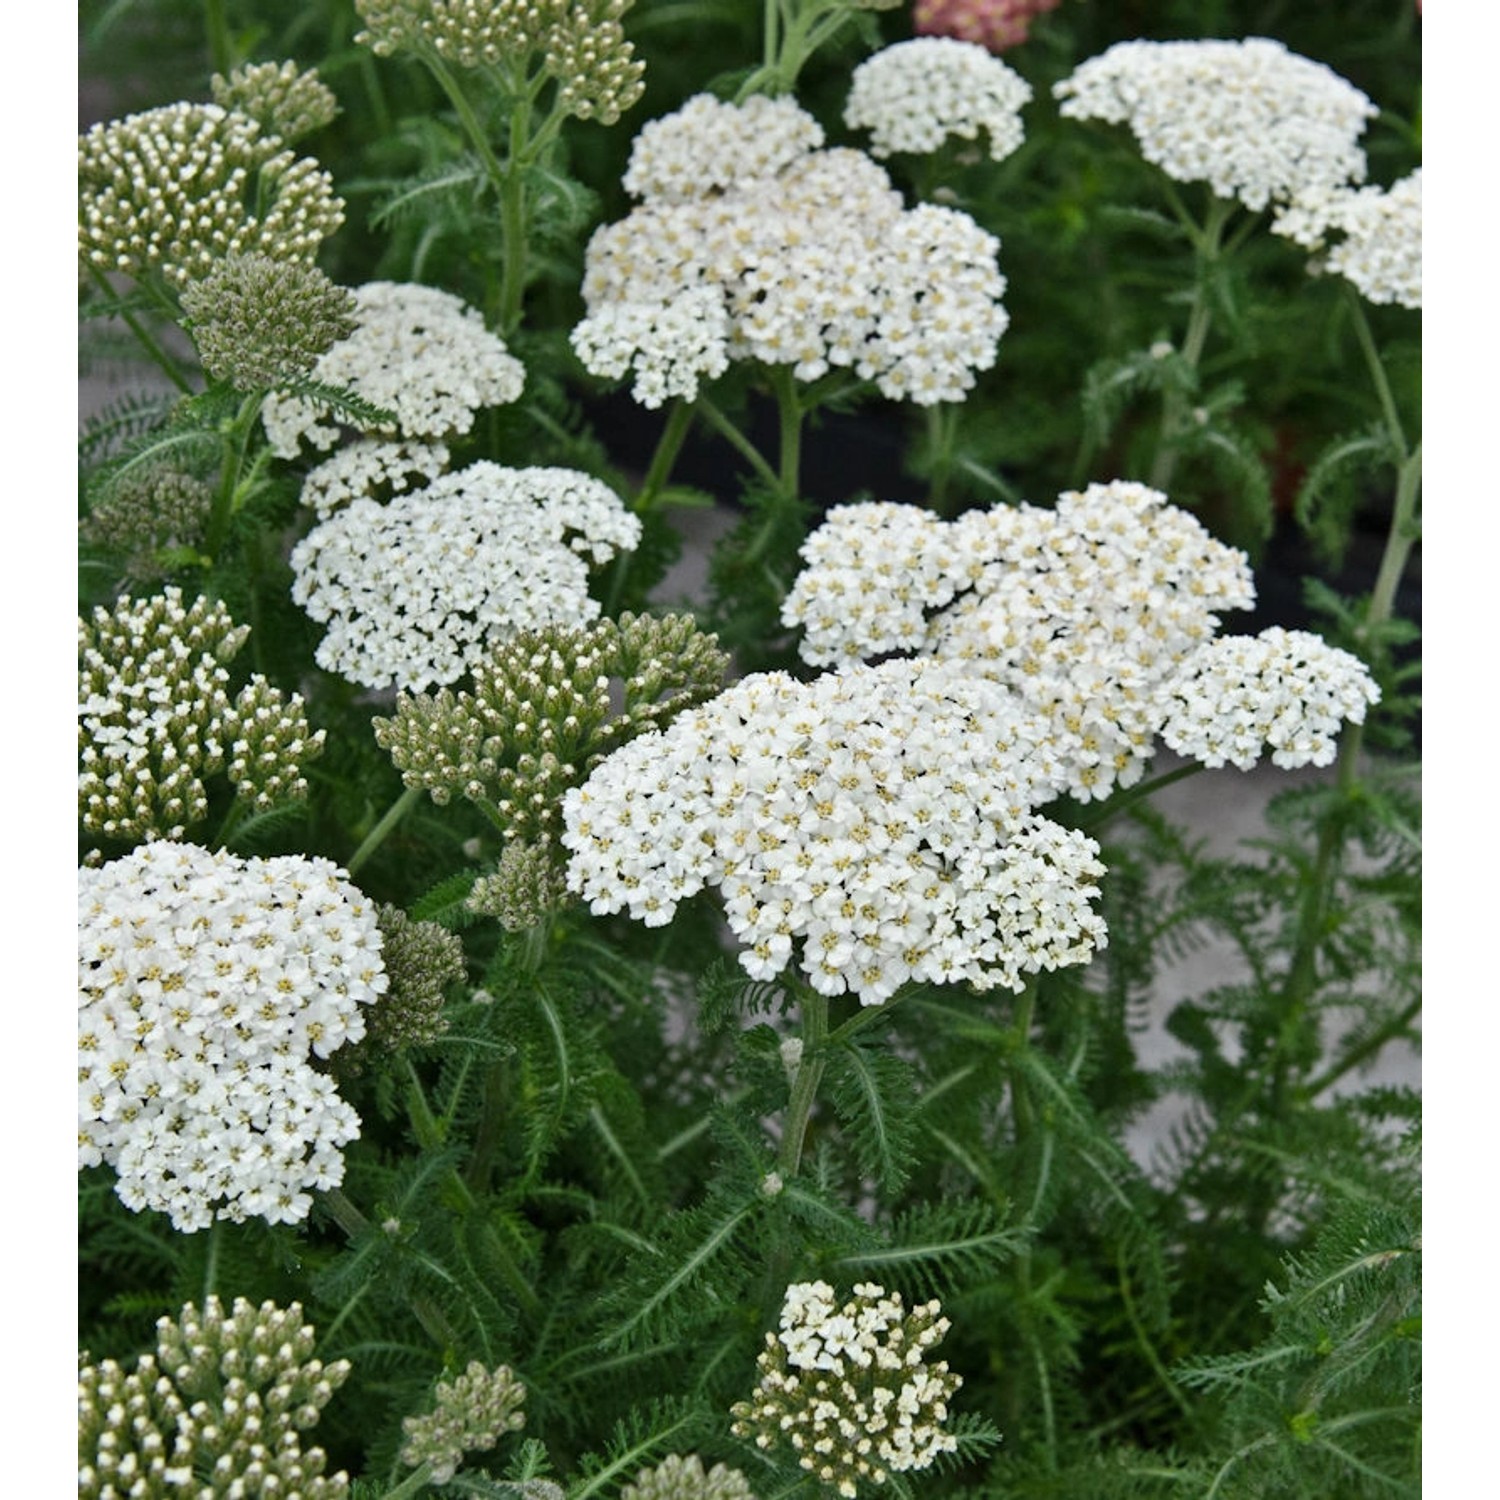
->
[78, 101, 344, 286]
[79, 1296, 351, 1498]
[84, 464, 212, 580]
[80, 588, 323, 842]
[180, 254, 357, 391]
[730, 1282, 961, 1496]
[354, 0, 644, 123]
[400, 1361, 527, 1484]
[467, 840, 572, 931]
[210, 59, 340, 142]
[621, 1453, 759, 1500]
[336, 905, 464, 1071]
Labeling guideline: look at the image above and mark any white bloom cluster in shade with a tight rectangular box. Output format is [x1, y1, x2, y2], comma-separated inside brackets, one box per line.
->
[79, 102, 344, 286]
[77, 842, 386, 1232]
[299, 437, 453, 518]
[782, 482, 1256, 801]
[572, 94, 1009, 407]
[1273, 169, 1422, 310]
[290, 462, 642, 691]
[1054, 37, 1376, 211]
[1156, 627, 1379, 770]
[562, 656, 1107, 1004]
[844, 36, 1033, 162]
[262, 281, 526, 458]
[730, 1281, 961, 1496]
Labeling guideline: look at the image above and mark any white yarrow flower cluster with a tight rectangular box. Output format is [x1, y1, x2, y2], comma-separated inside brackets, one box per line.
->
[1156, 627, 1380, 770]
[573, 94, 1009, 407]
[298, 437, 454, 518]
[845, 36, 1033, 162]
[78, 843, 386, 1231]
[290, 462, 642, 691]
[1273, 169, 1422, 310]
[730, 1281, 961, 1496]
[1054, 37, 1376, 211]
[784, 482, 1257, 800]
[262, 282, 525, 510]
[563, 655, 1107, 1004]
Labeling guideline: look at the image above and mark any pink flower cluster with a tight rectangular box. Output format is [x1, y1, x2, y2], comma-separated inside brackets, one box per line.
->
[914, 0, 1060, 54]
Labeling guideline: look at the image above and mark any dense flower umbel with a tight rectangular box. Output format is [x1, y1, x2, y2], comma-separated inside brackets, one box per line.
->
[573, 95, 1009, 406]
[1054, 38, 1376, 212]
[78, 102, 344, 286]
[377, 614, 729, 921]
[400, 1362, 527, 1484]
[262, 281, 526, 456]
[298, 437, 453, 518]
[79, 1296, 351, 1499]
[78, 842, 385, 1230]
[915, 0, 1060, 54]
[621, 1455, 758, 1500]
[1272, 169, 1422, 310]
[563, 655, 1107, 1004]
[844, 37, 1033, 162]
[180, 254, 357, 391]
[1156, 627, 1380, 770]
[290, 463, 642, 691]
[84, 464, 212, 579]
[336, 905, 465, 1071]
[781, 483, 1256, 800]
[210, 59, 340, 142]
[730, 1282, 962, 1496]
[79, 588, 325, 842]
[354, 0, 645, 124]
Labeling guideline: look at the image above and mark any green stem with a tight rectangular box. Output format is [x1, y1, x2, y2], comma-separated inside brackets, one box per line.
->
[694, 393, 781, 491]
[1009, 980, 1038, 1146]
[1305, 995, 1422, 1098]
[87, 266, 193, 394]
[778, 988, 829, 1178]
[1118, 1246, 1194, 1422]
[347, 785, 423, 876]
[636, 400, 696, 511]
[205, 391, 265, 560]
[1075, 759, 1206, 834]
[1149, 196, 1234, 493]
[926, 402, 959, 514]
[498, 93, 533, 333]
[203, 0, 232, 75]
[202, 1222, 221, 1303]
[379, 1461, 437, 1500]
[1346, 286, 1408, 458]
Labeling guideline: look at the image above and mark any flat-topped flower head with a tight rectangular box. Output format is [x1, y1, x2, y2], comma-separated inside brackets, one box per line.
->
[845, 36, 1033, 162]
[262, 281, 525, 456]
[1273, 169, 1422, 309]
[915, 0, 1060, 53]
[784, 483, 1255, 799]
[731, 1281, 961, 1495]
[180, 254, 356, 391]
[401, 1362, 527, 1484]
[79, 587, 325, 843]
[622, 1455, 758, 1500]
[576, 100, 1009, 407]
[290, 462, 642, 691]
[78, 842, 385, 1230]
[299, 437, 452, 518]
[211, 59, 340, 142]
[79, 101, 344, 286]
[563, 655, 1107, 1004]
[79, 1297, 351, 1499]
[1054, 37, 1376, 211]
[1156, 626, 1380, 770]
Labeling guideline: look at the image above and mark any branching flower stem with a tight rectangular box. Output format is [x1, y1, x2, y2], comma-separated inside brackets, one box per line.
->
[1149, 193, 1235, 493]
[778, 986, 829, 1180]
[87, 265, 194, 394]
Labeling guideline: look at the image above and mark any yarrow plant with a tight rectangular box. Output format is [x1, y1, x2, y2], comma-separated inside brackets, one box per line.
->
[77, 4, 1421, 1496]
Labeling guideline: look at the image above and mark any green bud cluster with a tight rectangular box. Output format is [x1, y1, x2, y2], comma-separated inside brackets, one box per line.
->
[211, 60, 341, 143]
[339, 904, 464, 1071]
[79, 1296, 351, 1499]
[181, 254, 356, 391]
[467, 838, 570, 931]
[374, 611, 728, 844]
[400, 1360, 527, 1484]
[84, 464, 212, 578]
[80, 588, 325, 842]
[622, 1454, 759, 1500]
[79, 101, 344, 287]
[354, 0, 644, 123]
